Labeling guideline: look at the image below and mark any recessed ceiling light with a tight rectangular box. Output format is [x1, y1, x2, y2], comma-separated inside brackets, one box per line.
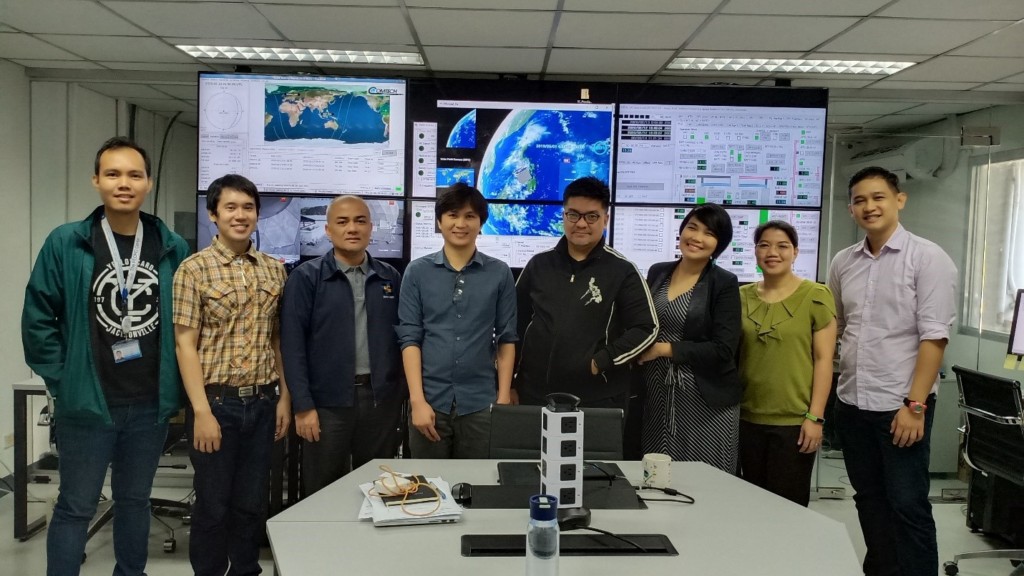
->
[668, 58, 915, 75]
[176, 45, 424, 66]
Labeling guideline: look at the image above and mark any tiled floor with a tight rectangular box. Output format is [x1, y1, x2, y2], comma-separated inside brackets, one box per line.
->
[1, 459, 1020, 576]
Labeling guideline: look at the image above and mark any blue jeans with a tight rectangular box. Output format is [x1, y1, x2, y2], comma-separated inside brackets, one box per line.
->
[47, 401, 168, 576]
[187, 391, 276, 576]
[835, 397, 937, 576]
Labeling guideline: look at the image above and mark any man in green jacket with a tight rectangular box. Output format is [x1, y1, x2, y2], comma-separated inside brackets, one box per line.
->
[22, 136, 190, 576]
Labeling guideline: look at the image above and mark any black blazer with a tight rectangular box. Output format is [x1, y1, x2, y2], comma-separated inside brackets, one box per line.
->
[646, 261, 742, 407]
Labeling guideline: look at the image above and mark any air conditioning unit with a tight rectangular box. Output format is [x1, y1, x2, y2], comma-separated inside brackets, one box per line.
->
[842, 138, 944, 181]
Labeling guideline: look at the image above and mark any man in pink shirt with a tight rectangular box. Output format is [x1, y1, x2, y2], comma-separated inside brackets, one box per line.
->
[827, 166, 957, 576]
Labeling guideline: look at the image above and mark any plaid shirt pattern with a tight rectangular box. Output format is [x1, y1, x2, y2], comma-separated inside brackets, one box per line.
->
[172, 236, 286, 387]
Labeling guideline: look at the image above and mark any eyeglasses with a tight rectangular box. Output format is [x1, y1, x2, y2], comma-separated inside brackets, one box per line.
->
[453, 272, 465, 304]
[564, 210, 602, 224]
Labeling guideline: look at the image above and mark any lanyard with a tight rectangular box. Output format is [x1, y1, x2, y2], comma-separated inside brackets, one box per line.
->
[101, 217, 144, 336]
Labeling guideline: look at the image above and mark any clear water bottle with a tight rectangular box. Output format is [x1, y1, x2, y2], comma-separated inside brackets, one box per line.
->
[526, 494, 559, 576]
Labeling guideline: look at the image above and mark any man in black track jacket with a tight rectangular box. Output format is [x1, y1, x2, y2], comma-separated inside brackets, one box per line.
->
[514, 177, 658, 409]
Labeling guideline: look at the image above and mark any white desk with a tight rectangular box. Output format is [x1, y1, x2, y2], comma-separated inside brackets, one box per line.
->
[267, 459, 861, 575]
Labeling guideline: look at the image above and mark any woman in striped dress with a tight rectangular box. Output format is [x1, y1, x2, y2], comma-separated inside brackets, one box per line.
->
[638, 204, 742, 473]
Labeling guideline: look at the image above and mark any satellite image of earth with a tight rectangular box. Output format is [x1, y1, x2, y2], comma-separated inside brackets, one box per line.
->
[264, 85, 391, 143]
[469, 108, 612, 201]
[483, 203, 564, 237]
[436, 167, 475, 187]
[447, 109, 476, 148]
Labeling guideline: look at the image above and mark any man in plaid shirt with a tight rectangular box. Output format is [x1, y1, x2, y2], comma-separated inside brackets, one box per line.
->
[173, 173, 290, 576]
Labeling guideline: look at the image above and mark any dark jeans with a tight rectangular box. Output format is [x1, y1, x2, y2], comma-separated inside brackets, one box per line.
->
[187, 391, 277, 576]
[301, 386, 403, 496]
[738, 421, 816, 506]
[408, 407, 490, 459]
[835, 397, 937, 576]
[47, 401, 167, 576]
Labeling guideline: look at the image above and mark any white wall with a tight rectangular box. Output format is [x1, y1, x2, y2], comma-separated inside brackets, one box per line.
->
[0, 61, 33, 477]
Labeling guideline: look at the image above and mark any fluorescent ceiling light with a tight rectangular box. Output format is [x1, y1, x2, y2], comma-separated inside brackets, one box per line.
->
[176, 45, 423, 66]
[668, 58, 914, 75]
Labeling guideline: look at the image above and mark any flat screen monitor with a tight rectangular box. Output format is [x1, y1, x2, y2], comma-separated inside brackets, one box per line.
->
[615, 86, 827, 207]
[197, 194, 405, 264]
[408, 200, 568, 268]
[611, 205, 820, 282]
[198, 73, 406, 196]
[408, 79, 616, 200]
[1009, 289, 1024, 356]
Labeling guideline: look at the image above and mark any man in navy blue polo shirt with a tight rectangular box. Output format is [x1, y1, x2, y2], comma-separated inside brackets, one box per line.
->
[397, 183, 517, 458]
[281, 195, 404, 494]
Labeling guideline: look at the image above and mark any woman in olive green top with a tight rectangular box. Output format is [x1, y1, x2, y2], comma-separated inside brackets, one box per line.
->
[738, 221, 837, 506]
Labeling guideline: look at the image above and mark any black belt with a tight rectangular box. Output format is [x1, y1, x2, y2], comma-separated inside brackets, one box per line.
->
[206, 383, 276, 399]
[354, 374, 371, 386]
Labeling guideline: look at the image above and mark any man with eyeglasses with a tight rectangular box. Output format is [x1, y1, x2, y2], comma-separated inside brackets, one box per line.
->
[514, 176, 658, 410]
[396, 183, 517, 458]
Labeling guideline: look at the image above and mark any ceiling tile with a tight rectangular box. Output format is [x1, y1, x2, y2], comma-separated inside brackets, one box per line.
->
[546, 48, 674, 75]
[152, 84, 199, 99]
[165, 38, 294, 49]
[895, 102, 992, 115]
[971, 83, 1024, 92]
[563, 0, 719, 12]
[791, 78, 875, 88]
[0, 25, 17, 33]
[0, 32, 81, 60]
[424, 46, 545, 72]
[950, 22, 1024, 57]
[870, 80, 983, 90]
[689, 15, 860, 51]
[80, 83, 174, 99]
[258, 0, 399, 4]
[865, 115, 946, 130]
[829, 101, 919, 115]
[11, 59, 103, 69]
[723, 0, 890, 16]
[820, 19, 1006, 55]
[407, 0, 556, 7]
[888, 56, 1024, 82]
[2, 0, 147, 36]
[101, 61, 213, 71]
[410, 9, 553, 47]
[1000, 71, 1024, 83]
[105, 1, 280, 40]
[257, 5, 412, 44]
[675, 50, 806, 59]
[879, 0, 1024, 20]
[555, 13, 705, 49]
[39, 35, 196, 63]
[826, 115, 882, 124]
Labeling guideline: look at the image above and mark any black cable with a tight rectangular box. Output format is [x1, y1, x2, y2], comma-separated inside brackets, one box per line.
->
[636, 485, 696, 504]
[578, 526, 647, 552]
[152, 112, 182, 219]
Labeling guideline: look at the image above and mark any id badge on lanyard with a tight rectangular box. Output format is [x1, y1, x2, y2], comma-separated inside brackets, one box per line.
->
[102, 217, 144, 364]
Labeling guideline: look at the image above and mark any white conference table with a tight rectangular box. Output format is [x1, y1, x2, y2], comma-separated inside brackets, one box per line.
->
[267, 458, 861, 575]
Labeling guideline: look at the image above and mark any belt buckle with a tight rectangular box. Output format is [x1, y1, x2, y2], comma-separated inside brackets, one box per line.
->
[238, 385, 256, 398]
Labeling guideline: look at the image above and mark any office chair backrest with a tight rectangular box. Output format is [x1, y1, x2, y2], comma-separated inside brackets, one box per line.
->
[952, 365, 1024, 485]
[488, 404, 625, 460]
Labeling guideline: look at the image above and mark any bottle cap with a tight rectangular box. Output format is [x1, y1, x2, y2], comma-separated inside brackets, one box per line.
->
[529, 494, 558, 521]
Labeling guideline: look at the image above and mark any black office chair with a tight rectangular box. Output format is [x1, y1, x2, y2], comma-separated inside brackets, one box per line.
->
[943, 365, 1024, 576]
[488, 404, 624, 460]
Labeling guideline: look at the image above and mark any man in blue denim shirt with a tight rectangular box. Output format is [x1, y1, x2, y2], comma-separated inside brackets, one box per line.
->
[281, 195, 404, 495]
[396, 183, 517, 458]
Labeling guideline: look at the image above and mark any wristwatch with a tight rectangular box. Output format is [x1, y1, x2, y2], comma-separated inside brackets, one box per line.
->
[903, 398, 927, 414]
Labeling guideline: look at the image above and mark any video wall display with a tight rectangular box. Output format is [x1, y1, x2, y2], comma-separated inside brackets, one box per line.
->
[195, 76, 829, 281]
[616, 85, 827, 208]
[611, 205, 820, 282]
[407, 79, 617, 200]
[409, 200, 568, 268]
[198, 73, 406, 196]
[197, 194, 405, 264]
